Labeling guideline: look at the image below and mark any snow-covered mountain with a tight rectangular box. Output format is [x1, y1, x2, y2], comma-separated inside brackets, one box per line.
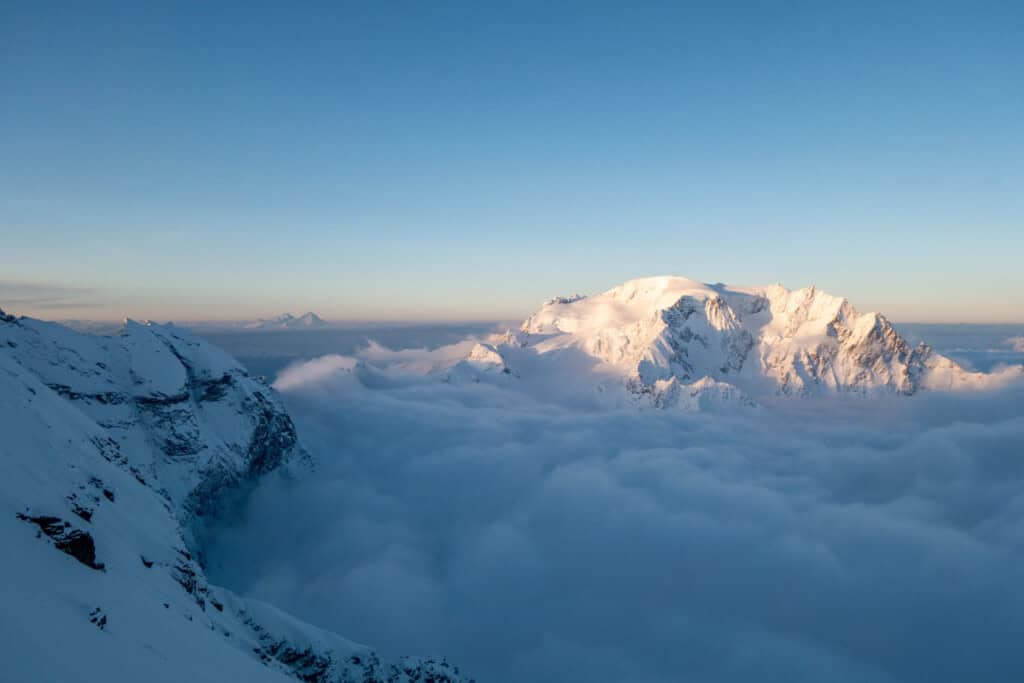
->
[445, 342, 515, 384]
[463, 276, 1011, 409]
[248, 312, 329, 330]
[0, 309, 470, 682]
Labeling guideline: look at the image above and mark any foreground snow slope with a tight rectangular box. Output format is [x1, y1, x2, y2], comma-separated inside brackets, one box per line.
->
[457, 276, 1010, 409]
[0, 309, 470, 683]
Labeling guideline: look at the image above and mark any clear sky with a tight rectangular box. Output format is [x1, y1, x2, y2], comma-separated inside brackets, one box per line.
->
[2, 1, 1022, 322]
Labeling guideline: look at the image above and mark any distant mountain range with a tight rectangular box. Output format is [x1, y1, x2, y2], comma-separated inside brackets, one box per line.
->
[246, 312, 330, 330]
[56, 313, 336, 334]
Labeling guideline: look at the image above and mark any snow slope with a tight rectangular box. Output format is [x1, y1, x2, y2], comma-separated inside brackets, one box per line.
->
[469, 276, 1013, 409]
[0, 309, 470, 683]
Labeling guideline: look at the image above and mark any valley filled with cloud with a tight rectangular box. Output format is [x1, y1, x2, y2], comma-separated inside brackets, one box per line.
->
[206, 340, 1024, 683]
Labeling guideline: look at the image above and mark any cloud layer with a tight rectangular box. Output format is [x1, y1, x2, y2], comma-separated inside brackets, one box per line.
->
[0, 280, 96, 312]
[207, 348, 1024, 683]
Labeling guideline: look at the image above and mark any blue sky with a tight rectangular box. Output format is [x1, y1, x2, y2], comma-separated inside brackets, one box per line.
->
[2, 1, 1022, 322]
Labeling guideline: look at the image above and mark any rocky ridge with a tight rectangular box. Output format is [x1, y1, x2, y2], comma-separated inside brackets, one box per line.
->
[0, 308, 471, 683]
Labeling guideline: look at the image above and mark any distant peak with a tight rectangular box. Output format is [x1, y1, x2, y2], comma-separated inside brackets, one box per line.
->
[250, 311, 328, 329]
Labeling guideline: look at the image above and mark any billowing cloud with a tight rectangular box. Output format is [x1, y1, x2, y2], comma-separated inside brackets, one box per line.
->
[354, 338, 481, 374]
[273, 354, 360, 391]
[1006, 336, 1024, 353]
[207, 347, 1024, 683]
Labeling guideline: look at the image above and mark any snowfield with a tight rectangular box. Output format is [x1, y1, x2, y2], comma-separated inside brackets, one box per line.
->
[0, 310, 471, 683]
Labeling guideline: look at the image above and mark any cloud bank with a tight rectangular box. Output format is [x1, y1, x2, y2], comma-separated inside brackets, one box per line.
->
[207, 347, 1024, 683]
[0, 280, 96, 312]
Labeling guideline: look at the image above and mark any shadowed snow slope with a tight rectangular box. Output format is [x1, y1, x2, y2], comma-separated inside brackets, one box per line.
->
[0, 309, 471, 683]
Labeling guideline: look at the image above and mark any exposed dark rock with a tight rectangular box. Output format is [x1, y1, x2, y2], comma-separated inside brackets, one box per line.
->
[134, 399, 204, 458]
[197, 373, 234, 402]
[68, 499, 93, 522]
[89, 606, 107, 630]
[17, 513, 104, 570]
[135, 392, 189, 407]
[389, 657, 474, 683]
[172, 549, 207, 609]
[245, 391, 300, 477]
[46, 384, 127, 405]
[259, 641, 333, 682]
[90, 436, 128, 468]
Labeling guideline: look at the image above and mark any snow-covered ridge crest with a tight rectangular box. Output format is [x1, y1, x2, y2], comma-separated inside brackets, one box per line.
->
[1, 313, 308, 536]
[0, 311, 470, 682]
[248, 312, 329, 330]
[515, 275, 1010, 401]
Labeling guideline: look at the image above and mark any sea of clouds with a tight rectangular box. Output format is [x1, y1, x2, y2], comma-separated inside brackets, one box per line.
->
[206, 340, 1024, 683]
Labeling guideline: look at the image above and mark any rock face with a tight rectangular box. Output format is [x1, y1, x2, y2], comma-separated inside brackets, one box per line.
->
[509, 276, 990, 405]
[0, 310, 470, 683]
[1, 315, 308, 544]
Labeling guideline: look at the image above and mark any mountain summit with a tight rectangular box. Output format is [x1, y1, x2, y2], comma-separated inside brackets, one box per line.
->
[460, 276, 1009, 409]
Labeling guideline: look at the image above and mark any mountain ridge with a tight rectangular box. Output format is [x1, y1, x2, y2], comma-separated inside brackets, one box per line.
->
[247, 312, 330, 330]
[0, 309, 471, 683]
[455, 276, 1016, 408]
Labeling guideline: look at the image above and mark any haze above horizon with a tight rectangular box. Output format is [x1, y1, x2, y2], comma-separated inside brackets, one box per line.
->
[3, 2, 1022, 323]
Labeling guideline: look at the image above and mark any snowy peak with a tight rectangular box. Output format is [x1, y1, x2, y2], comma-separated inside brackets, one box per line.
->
[517, 276, 990, 400]
[249, 312, 329, 330]
[445, 342, 515, 384]
[292, 312, 327, 327]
